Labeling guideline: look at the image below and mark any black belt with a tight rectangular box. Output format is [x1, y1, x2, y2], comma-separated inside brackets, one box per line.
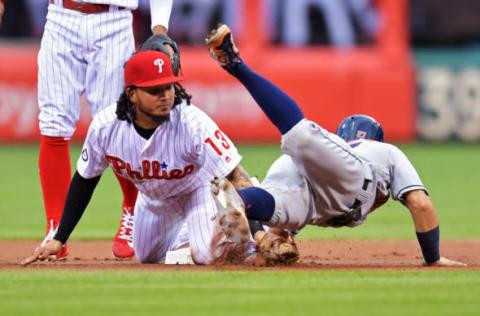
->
[326, 178, 371, 227]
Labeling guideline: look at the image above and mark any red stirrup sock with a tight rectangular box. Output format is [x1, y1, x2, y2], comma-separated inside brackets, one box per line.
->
[39, 135, 72, 233]
[114, 173, 138, 214]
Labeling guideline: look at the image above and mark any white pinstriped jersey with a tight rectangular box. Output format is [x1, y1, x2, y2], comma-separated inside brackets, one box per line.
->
[39, 0, 173, 138]
[56, 0, 174, 30]
[78, 101, 241, 200]
[77, 101, 243, 264]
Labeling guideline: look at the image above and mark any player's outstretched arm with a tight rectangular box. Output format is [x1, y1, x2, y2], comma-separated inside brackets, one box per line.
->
[21, 172, 101, 266]
[405, 190, 467, 267]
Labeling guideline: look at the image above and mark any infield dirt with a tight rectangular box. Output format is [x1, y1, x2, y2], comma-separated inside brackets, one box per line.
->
[1, 240, 478, 271]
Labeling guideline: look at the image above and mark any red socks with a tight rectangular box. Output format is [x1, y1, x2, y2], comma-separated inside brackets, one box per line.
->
[39, 136, 71, 232]
[114, 173, 138, 214]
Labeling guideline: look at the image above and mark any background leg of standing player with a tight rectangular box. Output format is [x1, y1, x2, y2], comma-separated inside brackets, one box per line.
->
[38, 135, 71, 259]
[38, 136, 71, 231]
[37, 9, 86, 258]
[186, 185, 254, 264]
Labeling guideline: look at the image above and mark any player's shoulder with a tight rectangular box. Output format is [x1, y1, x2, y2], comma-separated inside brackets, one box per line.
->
[350, 139, 404, 162]
[177, 102, 214, 125]
[90, 103, 119, 130]
[350, 139, 398, 151]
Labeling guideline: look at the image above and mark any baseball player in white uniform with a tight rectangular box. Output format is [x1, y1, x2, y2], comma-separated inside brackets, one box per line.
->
[22, 50, 255, 265]
[206, 24, 466, 267]
[36, 0, 174, 260]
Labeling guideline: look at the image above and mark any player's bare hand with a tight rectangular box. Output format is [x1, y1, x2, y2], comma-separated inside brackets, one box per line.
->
[424, 256, 467, 267]
[150, 25, 175, 58]
[20, 240, 63, 266]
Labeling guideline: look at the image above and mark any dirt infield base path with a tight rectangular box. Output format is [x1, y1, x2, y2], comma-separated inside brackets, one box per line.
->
[1, 240, 478, 271]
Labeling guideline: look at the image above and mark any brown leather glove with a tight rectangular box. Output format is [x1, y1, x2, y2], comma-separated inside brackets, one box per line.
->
[253, 231, 299, 264]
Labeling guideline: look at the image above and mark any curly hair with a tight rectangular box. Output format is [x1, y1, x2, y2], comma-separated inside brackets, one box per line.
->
[116, 83, 192, 123]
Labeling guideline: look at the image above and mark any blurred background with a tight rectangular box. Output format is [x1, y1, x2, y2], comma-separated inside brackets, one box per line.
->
[1, 0, 480, 143]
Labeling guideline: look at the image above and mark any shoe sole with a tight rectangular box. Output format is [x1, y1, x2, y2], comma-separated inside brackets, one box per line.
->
[112, 253, 135, 260]
[211, 177, 251, 246]
[206, 25, 231, 52]
[206, 24, 239, 66]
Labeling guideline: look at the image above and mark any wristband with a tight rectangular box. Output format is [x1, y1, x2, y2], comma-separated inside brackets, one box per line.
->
[416, 226, 440, 263]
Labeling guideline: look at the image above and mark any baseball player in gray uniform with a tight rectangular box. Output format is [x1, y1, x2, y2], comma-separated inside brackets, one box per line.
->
[22, 49, 255, 266]
[35, 0, 175, 260]
[206, 24, 466, 267]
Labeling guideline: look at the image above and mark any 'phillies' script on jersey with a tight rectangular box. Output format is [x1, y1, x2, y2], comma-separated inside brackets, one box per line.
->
[106, 155, 195, 180]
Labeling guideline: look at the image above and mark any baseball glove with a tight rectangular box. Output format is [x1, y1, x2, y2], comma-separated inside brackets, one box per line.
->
[140, 34, 181, 75]
[253, 231, 299, 265]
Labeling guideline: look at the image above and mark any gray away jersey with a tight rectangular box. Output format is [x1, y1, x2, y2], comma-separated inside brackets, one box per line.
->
[261, 137, 426, 229]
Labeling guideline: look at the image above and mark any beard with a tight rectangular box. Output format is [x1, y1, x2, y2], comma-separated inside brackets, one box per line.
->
[135, 100, 171, 126]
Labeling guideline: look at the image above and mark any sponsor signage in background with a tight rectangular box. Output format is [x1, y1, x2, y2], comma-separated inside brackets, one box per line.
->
[0, 0, 415, 143]
[415, 48, 480, 141]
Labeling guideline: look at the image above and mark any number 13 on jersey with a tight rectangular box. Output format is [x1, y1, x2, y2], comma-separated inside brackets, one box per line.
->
[205, 129, 230, 156]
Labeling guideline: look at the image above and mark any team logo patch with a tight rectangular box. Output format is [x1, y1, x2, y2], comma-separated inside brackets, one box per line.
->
[154, 58, 164, 73]
[81, 148, 88, 161]
[356, 130, 367, 139]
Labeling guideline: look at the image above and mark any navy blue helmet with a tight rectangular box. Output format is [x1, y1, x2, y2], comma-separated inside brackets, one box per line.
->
[336, 114, 384, 142]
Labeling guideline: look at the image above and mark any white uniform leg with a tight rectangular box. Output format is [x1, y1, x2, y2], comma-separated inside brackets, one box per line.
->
[133, 193, 185, 263]
[84, 10, 135, 116]
[38, 6, 86, 138]
[133, 186, 253, 264]
[169, 221, 189, 251]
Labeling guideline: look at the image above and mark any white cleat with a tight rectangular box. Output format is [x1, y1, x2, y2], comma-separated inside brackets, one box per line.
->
[211, 177, 251, 246]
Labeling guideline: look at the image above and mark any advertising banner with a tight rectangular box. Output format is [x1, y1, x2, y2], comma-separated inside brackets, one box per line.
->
[416, 48, 480, 141]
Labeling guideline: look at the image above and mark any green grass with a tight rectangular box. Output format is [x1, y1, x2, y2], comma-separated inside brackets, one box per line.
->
[0, 142, 479, 240]
[1, 270, 479, 316]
